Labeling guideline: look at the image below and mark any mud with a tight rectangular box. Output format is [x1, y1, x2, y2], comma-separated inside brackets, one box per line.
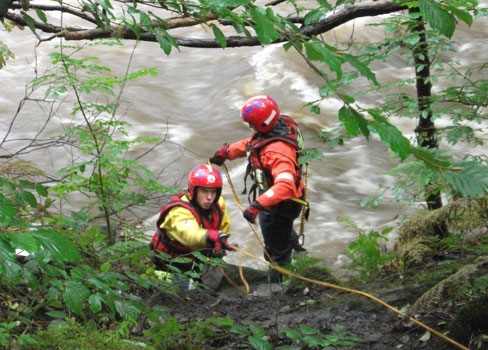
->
[154, 265, 462, 349]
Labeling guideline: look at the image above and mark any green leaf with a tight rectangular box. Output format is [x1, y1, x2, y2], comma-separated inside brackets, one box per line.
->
[139, 11, 152, 30]
[207, 317, 234, 329]
[200, 0, 250, 11]
[411, 147, 451, 171]
[100, 293, 116, 314]
[299, 149, 323, 164]
[35, 183, 49, 197]
[337, 92, 355, 104]
[20, 11, 36, 33]
[114, 300, 141, 320]
[303, 335, 325, 346]
[249, 7, 280, 44]
[29, 229, 80, 262]
[305, 41, 342, 78]
[249, 323, 266, 337]
[11, 232, 41, 254]
[248, 335, 271, 350]
[418, 0, 456, 38]
[86, 276, 109, 291]
[300, 325, 319, 335]
[304, 8, 328, 25]
[282, 327, 301, 340]
[230, 324, 249, 335]
[15, 190, 37, 208]
[338, 106, 370, 139]
[0, 195, 17, 225]
[45, 310, 67, 319]
[341, 53, 378, 85]
[64, 280, 90, 315]
[0, 238, 16, 262]
[447, 4, 472, 26]
[100, 262, 111, 272]
[88, 293, 103, 313]
[155, 30, 178, 55]
[444, 161, 488, 197]
[35, 9, 47, 23]
[210, 23, 227, 48]
[368, 110, 412, 160]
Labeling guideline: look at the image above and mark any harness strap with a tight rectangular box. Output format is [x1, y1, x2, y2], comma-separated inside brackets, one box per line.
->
[291, 197, 308, 207]
[155, 229, 193, 257]
[297, 163, 309, 248]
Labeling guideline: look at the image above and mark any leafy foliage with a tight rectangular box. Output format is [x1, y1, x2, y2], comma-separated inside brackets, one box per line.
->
[1, 0, 488, 347]
[0, 40, 14, 69]
[0, 181, 177, 347]
[31, 45, 174, 243]
[343, 217, 394, 281]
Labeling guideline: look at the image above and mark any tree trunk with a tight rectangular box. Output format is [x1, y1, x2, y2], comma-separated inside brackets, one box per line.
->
[410, 11, 447, 237]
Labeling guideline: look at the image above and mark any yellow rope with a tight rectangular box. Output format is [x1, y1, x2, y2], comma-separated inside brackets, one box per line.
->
[217, 265, 250, 293]
[221, 164, 272, 262]
[237, 248, 469, 350]
[220, 163, 469, 350]
[297, 162, 309, 247]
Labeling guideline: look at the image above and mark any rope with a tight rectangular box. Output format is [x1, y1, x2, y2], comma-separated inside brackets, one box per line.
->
[220, 164, 272, 262]
[297, 162, 308, 247]
[217, 265, 250, 293]
[219, 163, 469, 350]
[237, 248, 469, 350]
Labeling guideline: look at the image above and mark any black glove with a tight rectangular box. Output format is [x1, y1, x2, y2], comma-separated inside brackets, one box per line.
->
[243, 201, 263, 224]
[209, 144, 229, 166]
[206, 230, 235, 251]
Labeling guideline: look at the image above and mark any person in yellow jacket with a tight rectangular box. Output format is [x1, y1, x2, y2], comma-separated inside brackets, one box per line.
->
[151, 164, 235, 288]
[210, 95, 307, 284]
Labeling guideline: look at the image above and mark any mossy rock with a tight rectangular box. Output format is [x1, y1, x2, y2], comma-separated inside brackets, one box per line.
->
[409, 255, 488, 317]
[449, 295, 488, 348]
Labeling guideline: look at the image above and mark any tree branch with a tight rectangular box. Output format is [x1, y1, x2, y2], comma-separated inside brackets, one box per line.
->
[4, 0, 407, 48]
[299, 0, 407, 37]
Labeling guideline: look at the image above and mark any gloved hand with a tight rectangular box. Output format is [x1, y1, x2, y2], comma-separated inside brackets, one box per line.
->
[243, 201, 263, 224]
[209, 144, 229, 166]
[206, 230, 235, 251]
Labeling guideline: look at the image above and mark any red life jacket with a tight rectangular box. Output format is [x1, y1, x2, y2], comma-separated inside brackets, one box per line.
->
[244, 115, 304, 196]
[151, 193, 224, 259]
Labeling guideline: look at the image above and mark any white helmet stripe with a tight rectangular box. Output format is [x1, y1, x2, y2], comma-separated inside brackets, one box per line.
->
[263, 109, 277, 126]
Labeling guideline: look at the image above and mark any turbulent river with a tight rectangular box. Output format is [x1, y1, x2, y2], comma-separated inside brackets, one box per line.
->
[1, 7, 487, 272]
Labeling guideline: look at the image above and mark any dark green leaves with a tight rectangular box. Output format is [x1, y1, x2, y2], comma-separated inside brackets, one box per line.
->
[249, 7, 280, 44]
[339, 106, 369, 139]
[417, 0, 473, 38]
[341, 53, 378, 86]
[304, 8, 328, 26]
[444, 161, 488, 197]
[305, 41, 378, 84]
[305, 41, 342, 78]
[210, 23, 227, 48]
[29, 229, 81, 262]
[368, 109, 412, 160]
[64, 280, 91, 315]
[0, 193, 17, 226]
[200, 0, 250, 12]
[418, 0, 456, 37]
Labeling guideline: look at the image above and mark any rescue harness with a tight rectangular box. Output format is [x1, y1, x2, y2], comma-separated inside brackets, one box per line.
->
[243, 115, 309, 215]
[151, 193, 224, 260]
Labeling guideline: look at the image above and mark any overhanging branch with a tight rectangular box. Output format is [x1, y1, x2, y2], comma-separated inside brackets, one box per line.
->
[4, 0, 408, 48]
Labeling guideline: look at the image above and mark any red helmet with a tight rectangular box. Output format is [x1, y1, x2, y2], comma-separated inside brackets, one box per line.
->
[241, 95, 280, 133]
[187, 164, 223, 202]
